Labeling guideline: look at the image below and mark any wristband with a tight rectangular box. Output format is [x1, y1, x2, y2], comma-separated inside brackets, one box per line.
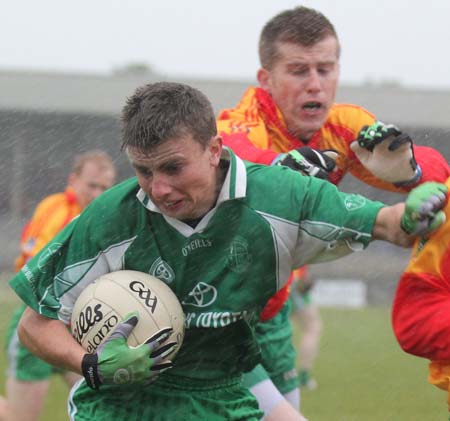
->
[82, 353, 101, 390]
[393, 165, 422, 187]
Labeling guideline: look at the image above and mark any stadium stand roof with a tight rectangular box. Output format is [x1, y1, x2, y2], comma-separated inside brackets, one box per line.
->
[1, 69, 450, 127]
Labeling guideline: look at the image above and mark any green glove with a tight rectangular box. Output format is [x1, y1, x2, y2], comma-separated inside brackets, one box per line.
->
[401, 182, 448, 236]
[82, 313, 176, 389]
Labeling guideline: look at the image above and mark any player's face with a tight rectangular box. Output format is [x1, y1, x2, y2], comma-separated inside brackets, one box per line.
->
[128, 134, 222, 221]
[257, 36, 340, 142]
[70, 162, 116, 209]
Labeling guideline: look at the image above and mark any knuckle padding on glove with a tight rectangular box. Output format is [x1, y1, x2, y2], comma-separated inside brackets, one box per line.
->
[358, 123, 402, 151]
[305, 149, 327, 167]
[388, 133, 412, 151]
[297, 147, 336, 171]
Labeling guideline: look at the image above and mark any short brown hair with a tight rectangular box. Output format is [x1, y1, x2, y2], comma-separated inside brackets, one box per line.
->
[259, 6, 340, 70]
[121, 82, 217, 152]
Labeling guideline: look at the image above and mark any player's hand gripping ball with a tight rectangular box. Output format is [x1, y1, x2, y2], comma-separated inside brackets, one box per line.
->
[71, 270, 185, 388]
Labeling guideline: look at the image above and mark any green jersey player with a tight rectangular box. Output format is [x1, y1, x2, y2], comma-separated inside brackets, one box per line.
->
[9, 82, 447, 421]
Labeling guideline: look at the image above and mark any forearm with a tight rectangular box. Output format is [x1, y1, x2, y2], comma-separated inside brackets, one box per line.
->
[18, 307, 85, 374]
[372, 204, 413, 247]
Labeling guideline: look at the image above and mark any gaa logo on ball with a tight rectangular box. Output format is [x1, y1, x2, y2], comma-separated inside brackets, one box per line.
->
[71, 270, 185, 358]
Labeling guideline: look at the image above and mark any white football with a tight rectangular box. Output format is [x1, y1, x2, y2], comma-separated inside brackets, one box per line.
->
[70, 270, 185, 357]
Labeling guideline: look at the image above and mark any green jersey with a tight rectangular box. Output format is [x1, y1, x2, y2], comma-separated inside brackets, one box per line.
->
[10, 148, 383, 381]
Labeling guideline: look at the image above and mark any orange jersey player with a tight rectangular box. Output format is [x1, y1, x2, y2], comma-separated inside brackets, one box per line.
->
[217, 6, 450, 418]
[5, 150, 116, 421]
[392, 176, 450, 412]
[218, 87, 449, 191]
[14, 187, 82, 271]
[218, 87, 450, 322]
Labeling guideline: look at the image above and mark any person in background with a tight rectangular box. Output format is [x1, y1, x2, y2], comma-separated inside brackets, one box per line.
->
[217, 5, 450, 418]
[7, 82, 447, 421]
[4, 150, 116, 421]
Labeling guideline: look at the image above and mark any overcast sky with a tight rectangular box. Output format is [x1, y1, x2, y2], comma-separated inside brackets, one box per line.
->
[3, 0, 450, 89]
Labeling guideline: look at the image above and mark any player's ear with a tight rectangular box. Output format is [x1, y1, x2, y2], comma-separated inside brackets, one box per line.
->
[209, 135, 222, 166]
[257, 68, 271, 92]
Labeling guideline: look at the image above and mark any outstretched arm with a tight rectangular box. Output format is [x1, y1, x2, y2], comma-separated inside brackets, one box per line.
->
[373, 182, 448, 246]
[372, 203, 411, 247]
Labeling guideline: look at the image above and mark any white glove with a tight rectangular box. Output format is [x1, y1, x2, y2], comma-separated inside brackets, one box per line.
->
[350, 121, 422, 186]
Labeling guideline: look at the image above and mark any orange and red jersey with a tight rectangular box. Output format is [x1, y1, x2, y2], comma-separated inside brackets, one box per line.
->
[14, 187, 82, 271]
[217, 87, 450, 320]
[392, 177, 450, 406]
[217, 87, 450, 192]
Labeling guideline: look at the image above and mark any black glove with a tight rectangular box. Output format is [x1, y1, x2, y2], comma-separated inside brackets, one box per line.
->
[273, 147, 338, 180]
[356, 121, 406, 152]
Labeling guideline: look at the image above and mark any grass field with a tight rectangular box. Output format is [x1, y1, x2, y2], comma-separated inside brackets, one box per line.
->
[296, 308, 446, 421]
[0, 274, 447, 421]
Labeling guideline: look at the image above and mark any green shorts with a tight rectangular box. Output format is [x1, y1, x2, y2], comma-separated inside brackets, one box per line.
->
[6, 304, 61, 381]
[69, 374, 263, 420]
[243, 300, 299, 394]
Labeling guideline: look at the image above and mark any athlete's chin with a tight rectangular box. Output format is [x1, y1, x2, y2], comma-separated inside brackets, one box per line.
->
[164, 208, 186, 220]
[295, 118, 327, 140]
[166, 206, 197, 221]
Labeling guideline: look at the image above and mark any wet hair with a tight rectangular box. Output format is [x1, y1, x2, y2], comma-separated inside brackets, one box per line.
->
[71, 150, 116, 177]
[259, 6, 340, 70]
[121, 82, 217, 152]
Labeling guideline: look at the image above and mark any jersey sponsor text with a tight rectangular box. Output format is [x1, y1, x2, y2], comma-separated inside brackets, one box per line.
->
[184, 310, 248, 328]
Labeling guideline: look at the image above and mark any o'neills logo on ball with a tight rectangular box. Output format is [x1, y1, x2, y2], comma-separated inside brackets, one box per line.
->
[84, 314, 119, 353]
[72, 304, 119, 352]
[72, 304, 104, 343]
